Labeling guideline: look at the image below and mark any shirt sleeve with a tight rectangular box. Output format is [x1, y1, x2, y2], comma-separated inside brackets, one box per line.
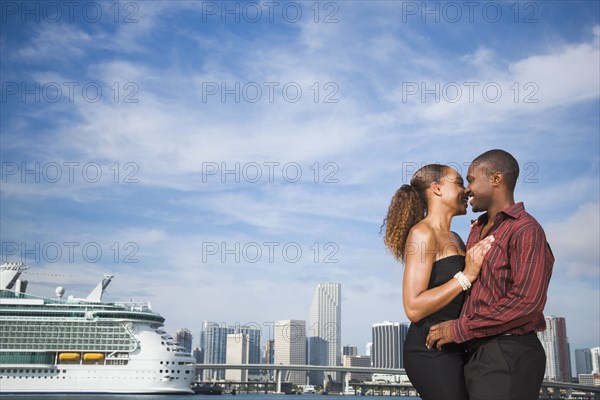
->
[453, 223, 554, 342]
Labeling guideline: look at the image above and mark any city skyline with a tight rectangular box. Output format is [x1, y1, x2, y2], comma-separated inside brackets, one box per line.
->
[2, 0, 598, 375]
[185, 312, 595, 379]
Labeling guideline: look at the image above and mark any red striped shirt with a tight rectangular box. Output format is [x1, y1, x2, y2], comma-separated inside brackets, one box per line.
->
[453, 202, 555, 343]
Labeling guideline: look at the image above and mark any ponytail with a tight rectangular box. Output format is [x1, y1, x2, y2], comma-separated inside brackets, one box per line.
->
[382, 164, 448, 262]
[381, 184, 426, 262]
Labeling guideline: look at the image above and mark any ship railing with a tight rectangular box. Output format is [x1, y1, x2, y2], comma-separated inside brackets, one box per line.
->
[113, 301, 152, 312]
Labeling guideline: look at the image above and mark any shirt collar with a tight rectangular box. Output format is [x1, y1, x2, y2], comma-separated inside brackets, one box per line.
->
[471, 202, 525, 227]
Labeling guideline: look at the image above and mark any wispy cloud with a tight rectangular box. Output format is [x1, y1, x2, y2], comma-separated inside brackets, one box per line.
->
[2, 1, 598, 358]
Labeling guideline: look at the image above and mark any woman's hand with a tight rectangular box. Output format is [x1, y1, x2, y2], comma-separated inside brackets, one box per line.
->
[463, 235, 494, 283]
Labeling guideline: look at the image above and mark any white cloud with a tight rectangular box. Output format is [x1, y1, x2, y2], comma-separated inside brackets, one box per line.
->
[546, 202, 600, 278]
[15, 24, 98, 62]
[387, 26, 600, 130]
[3, 3, 599, 354]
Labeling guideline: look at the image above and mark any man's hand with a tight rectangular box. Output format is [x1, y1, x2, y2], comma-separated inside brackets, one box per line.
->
[426, 320, 456, 350]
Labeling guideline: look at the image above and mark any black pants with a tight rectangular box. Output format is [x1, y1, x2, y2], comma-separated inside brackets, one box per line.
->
[404, 337, 469, 400]
[464, 332, 546, 400]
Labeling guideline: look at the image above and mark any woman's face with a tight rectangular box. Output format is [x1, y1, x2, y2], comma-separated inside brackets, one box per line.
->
[438, 167, 468, 215]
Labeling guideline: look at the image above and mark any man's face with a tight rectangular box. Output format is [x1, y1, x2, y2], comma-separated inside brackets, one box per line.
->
[466, 163, 494, 213]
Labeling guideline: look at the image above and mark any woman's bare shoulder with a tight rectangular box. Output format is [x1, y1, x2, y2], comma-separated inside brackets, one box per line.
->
[407, 221, 435, 246]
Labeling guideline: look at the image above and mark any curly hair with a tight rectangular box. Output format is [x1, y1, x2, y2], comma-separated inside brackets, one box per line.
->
[382, 164, 448, 262]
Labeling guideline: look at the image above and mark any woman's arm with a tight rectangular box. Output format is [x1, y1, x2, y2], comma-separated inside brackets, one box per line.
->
[403, 227, 492, 323]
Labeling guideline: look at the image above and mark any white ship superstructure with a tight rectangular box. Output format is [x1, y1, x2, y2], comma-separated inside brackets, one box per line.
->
[0, 263, 195, 394]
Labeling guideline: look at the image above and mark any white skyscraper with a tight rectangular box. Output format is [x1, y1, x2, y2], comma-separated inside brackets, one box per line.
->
[225, 333, 249, 381]
[274, 319, 307, 385]
[538, 316, 572, 382]
[308, 283, 341, 385]
[591, 347, 600, 373]
[371, 321, 408, 369]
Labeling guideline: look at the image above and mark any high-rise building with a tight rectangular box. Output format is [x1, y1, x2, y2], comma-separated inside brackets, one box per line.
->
[201, 322, 234, 380]
[225, 333, 249, 381]
[365, 342, 372, 359]
[308, 283, 341, 385]
[576, 348, 593, 376]
[342, 345, 358, 357]
[274, 319, 306, 385]
[201, 322, 262, 380]
[193, 347, 204, 363]
[538, 316, 572, 382]
[265, 339, 275, 364]
[371, 321, 409, 369]
[235, 324, 262, 377]
[343, 355, 372, 383]
[175, 328, 193, 354]
[591, 347, 600, 373]
[399, 322, 409, 367]
[264, 340, 276, 381]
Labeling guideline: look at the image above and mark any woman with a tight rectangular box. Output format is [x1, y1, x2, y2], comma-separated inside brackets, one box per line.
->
[382, 164, 493, 400]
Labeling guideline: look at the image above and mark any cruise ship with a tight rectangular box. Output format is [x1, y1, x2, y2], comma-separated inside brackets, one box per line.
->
[0, 263, 196, 393]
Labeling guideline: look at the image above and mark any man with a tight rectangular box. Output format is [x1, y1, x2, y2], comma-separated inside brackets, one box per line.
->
[426, 149, 554, 400]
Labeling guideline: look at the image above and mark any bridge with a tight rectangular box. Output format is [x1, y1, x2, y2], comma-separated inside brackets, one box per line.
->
[197, 364, 600, 398]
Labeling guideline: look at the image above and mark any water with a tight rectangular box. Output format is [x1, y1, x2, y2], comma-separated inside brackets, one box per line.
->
[0, 395, 420, 400]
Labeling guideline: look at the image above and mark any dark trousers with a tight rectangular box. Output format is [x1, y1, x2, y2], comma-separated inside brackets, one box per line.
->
[464, 332, 546, 400]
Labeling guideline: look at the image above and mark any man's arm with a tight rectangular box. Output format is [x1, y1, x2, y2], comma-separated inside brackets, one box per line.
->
[453, 225, 554, 342]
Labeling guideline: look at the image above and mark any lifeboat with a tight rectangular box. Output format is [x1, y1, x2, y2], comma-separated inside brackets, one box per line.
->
[58, 353, 80, 362]
[83, 353, 105, 362]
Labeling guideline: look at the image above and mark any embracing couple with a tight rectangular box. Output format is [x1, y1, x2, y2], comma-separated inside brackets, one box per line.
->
[382, 149, 555, 400]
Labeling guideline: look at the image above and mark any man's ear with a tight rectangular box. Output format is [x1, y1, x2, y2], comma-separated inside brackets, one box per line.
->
[491, 171, 503, 187]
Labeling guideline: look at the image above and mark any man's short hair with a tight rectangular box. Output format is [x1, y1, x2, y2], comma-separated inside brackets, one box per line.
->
[473, 149, 519, 190]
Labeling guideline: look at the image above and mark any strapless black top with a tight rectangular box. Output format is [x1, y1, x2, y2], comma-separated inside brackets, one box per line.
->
[410, 254, 466, 330]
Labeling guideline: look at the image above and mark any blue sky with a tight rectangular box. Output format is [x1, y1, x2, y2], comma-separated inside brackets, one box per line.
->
[1, 0, 599, 367]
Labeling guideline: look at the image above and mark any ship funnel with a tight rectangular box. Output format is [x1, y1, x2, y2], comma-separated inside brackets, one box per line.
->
[85, 274, 114, 302]
[15, 279, 28, 295]
[0, 263, 28, 290]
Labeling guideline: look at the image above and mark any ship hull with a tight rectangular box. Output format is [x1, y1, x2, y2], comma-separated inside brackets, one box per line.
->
[0, 363, 193, 393]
